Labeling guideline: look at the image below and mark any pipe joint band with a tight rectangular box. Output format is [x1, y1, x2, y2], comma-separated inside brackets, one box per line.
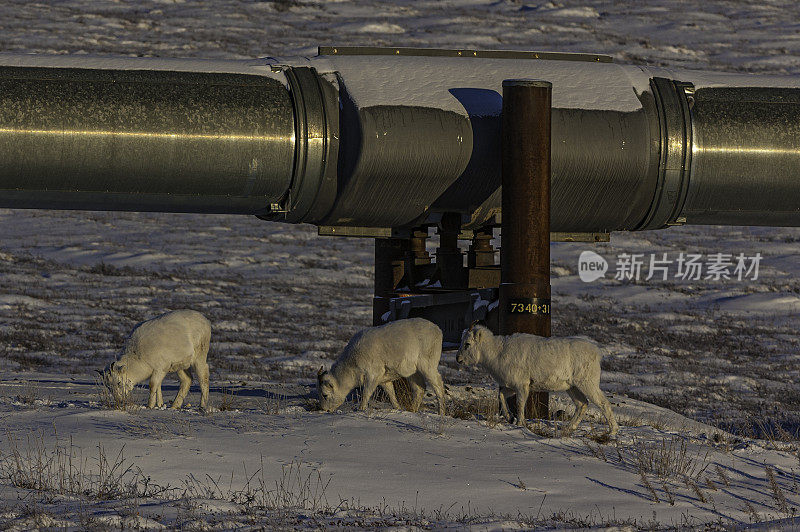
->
[638, 77, 693, 230]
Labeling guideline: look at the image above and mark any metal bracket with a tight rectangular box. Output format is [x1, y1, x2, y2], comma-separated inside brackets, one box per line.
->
[551, 232, 610, 242]
[317, 226, 411, 238]
[319, 226, 609, 242]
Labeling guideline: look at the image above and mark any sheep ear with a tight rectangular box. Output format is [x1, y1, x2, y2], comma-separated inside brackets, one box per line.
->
[470, 319, 487, 331]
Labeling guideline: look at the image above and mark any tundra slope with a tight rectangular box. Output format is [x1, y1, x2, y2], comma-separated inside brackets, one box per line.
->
[457, 323, 618, 435]
[101, 309, 211, 410]
[318, 317, 445, 415]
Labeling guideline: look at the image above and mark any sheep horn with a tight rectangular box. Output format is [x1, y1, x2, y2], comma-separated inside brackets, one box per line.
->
[317, 366, 326, 378]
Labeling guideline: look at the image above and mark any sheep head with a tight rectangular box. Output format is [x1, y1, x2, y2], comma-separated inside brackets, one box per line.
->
[317, 366, 345, 412]
[456, 324, 490, 366]
[100, 361, 135, 403]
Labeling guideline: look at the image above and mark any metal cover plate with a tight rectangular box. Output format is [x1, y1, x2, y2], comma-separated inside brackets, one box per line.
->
[318, 46, 612, 63]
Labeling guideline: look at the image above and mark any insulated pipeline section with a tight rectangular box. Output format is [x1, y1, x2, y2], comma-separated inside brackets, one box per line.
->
[682, 87, 800, 226]
[0, 65, 296, 214]
[0, 51, 799, 231]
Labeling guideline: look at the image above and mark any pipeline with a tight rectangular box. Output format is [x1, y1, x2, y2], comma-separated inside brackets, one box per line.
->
[0, 48, 798, 231]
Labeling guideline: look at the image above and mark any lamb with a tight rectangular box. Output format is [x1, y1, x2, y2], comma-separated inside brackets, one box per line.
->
[456, 323, 618, 435]
[100, 310, 211, 410]
[317, 317, 446, 415]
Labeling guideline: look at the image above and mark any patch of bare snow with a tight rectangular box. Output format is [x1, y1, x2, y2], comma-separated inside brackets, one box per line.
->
[550, 6, 600, 18]
[355, 22, 406, 34]
[0, 294, 49, 308]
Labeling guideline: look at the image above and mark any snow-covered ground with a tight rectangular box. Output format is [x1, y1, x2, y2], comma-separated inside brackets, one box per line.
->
[3, 375, 800, 529]
[1, 0, 800, 529]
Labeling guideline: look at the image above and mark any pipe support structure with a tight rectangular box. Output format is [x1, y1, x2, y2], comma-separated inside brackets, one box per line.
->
[499, 79, 552, 421]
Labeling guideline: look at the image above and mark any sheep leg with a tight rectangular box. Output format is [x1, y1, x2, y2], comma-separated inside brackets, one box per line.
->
[407, 373, 426, 412]
[420, 369, 445, 416]
[580, 385, 619, 436]
[514, 384, 530, 427]
[498, 387, 513, 422]
[565, 387, 588, 433]
[171, 369, 192, 410]
[196, 362, 210, 410]
[360, 376, 379, 411]
[380, 381, 401, 409]
[148, 371, 166, 408]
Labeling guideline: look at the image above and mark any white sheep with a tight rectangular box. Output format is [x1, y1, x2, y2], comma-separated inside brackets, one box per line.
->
[100, 310, 211, 410]
[456, 323, 618, 435]
[317, 317, 445, 415]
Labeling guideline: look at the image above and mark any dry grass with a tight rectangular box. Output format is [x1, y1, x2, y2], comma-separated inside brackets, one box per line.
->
[765, 465, 790, 515]
[217, 387, 243, 412]
[630, 435, 709, 483]
[715, 465, 731, 488]
[0, 431, 167, 500]
[584, 440, 607, 462]
[741, 501, 761, 522]
[261, 391, 285, 415]
[445, 391, 501, 427]
[639, 470, 659, 503]
[95, 376, 137, 411]
[12, 380, 46, 406]
[181, 458, 332, 513]
[661, 480, 675, 505]
[583, 434, 716, 509]
[684, 478, 707, 504]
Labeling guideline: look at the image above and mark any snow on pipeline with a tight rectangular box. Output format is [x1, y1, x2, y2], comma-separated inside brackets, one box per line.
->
[1, 0, 800, 529]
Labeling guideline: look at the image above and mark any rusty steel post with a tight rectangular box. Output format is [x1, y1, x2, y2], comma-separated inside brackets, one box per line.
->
[499, 79, 552, 421]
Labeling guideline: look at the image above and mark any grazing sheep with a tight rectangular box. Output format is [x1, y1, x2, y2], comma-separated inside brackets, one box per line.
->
[100, 310, 211, 410]
[456, 324, 618, 435]
[317, 318, 445, 415]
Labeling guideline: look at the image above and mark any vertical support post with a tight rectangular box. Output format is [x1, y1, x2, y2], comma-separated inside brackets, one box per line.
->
[406, 228, 432, 288]
[499, 79, 552, 420]
[436, 212, 465, 288]
[373, 235, 422, 410]
[373, 238, 405, 326]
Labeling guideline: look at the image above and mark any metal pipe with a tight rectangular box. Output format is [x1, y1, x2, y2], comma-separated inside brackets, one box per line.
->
[499, 79, 552, 421]
[0, 62, 297, 214]
[0, 49, 799, 232]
